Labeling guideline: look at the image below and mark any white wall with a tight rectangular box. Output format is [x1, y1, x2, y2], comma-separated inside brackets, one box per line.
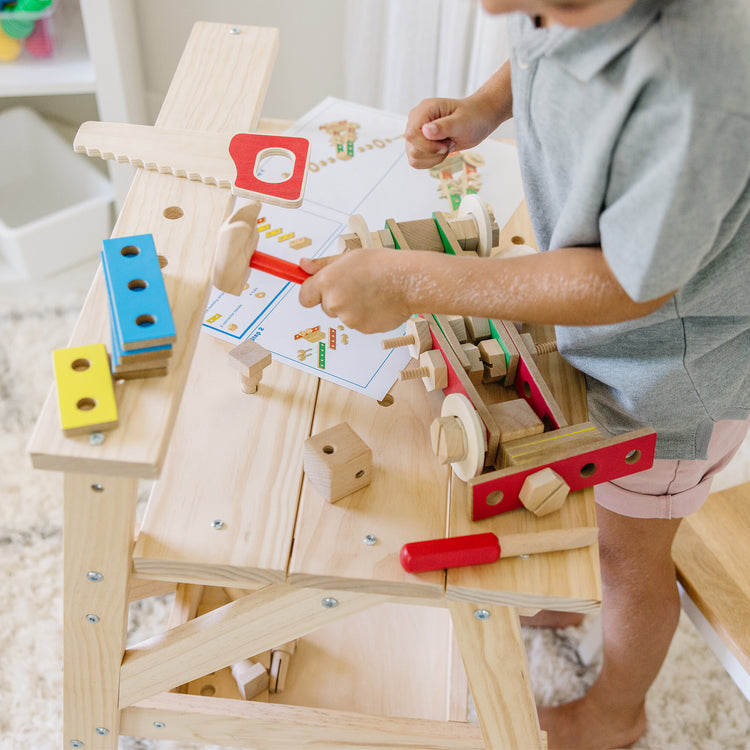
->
[133, 0, 349, 123]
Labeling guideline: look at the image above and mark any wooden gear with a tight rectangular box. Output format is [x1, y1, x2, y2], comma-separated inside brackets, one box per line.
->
[27, 23, 605, 750]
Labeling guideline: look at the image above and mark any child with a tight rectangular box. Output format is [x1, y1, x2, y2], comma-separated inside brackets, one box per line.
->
[299, 0, 750, 747]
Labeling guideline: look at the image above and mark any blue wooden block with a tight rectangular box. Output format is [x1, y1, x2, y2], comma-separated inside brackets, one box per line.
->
[101, 234, 176, 351]
[103, 272, 172, 367]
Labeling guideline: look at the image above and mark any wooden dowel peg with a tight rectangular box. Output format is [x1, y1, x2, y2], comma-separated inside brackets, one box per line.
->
[399, 350, 447, 392]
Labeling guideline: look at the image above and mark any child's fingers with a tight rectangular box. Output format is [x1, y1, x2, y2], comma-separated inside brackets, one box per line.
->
[405, 98, 461, 169]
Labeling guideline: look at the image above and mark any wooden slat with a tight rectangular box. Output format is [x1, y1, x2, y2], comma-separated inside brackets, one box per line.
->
[64, 474, 138, 748]
[119, 584, 382, 708]
[288, 378, 449, 599]
[132, 339, 317, 587]
[28, 23, 279, 477]
[673, 484, 750, 674]
[449, 602, 543, 750]
[120, 692, 486, 750]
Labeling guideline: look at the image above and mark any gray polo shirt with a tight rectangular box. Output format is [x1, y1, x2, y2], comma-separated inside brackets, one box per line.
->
[508, 0, 750, 459]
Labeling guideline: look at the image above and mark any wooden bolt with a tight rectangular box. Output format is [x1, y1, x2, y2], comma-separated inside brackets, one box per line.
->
[519, 468, 570, 516]
[269, 639, 298, 694]
[228, 339, 272, 394]
[381, 317, 431, 358]
[430, 415, 466, 464]
[399, 349, 447, 392]
[230, 659, 269, 700]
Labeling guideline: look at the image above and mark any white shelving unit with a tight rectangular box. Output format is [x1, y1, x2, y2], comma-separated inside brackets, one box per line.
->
[0, 0, 94, 96]
[0, 0, 147, 207]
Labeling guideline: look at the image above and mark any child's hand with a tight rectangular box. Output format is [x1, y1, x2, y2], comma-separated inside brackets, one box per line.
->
[298, 250, 412, 334]
[405, 96, 497, 169]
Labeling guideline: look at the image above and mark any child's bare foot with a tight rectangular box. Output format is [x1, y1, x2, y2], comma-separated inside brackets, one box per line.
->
[520, 610, 585, 628]
[539, 694, 647, 750]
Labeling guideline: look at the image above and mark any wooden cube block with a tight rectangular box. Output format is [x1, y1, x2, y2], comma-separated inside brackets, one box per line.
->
[304, 422, 372, 503]
[488, 399, 544, 443]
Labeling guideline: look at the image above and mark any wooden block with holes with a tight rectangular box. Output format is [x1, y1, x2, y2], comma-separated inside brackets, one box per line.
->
[303, 422, 372, 503]
[101, 233, 176, 351]
[52, 343, 119, 436]
[519, 467, 570, 516]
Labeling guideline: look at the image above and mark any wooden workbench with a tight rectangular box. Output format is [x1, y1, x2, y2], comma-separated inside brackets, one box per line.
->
[28, 21, 600, 750]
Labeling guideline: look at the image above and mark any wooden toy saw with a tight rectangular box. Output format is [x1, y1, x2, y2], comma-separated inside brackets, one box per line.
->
[74, 121, 311, 208]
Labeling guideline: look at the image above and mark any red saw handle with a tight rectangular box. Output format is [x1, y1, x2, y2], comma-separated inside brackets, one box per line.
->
[400, 532, 501, 573]
[250, 250, 310, 285]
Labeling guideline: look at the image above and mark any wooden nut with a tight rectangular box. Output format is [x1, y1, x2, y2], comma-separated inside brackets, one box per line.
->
[430, 415, 467, 464]
[519, 468, 569, 516]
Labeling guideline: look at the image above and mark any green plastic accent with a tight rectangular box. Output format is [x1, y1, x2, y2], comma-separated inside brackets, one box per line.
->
[318, 341, 326, 370]
[488, 319, 512, 371]
[432, 213, 456, 256]
[384, 221, 400, 249]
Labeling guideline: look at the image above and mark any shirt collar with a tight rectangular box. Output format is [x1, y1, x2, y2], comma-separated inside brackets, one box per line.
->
[514, 0, 672, 82]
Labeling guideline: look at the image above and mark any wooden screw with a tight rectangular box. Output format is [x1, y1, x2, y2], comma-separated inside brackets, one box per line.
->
[381, 317, 431, 358]
[399, 350, 447, 391]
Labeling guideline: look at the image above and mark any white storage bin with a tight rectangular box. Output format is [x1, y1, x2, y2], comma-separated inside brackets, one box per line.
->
[0, 106, 114, 281]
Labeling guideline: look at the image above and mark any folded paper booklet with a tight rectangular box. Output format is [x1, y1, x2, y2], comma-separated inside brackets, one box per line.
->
[201, 96, 524, 400]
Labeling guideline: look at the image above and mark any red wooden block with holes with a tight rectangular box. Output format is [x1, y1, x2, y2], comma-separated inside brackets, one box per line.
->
[229, 133, 311, 207]
[469, 428, 657, 520]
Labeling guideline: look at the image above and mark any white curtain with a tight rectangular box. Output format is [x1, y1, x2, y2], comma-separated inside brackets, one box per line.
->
[343, 0, 512, 134]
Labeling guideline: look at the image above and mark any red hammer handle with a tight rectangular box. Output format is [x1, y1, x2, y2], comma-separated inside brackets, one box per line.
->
[250, 250, 310, 285]
[400, 532, 501, 573]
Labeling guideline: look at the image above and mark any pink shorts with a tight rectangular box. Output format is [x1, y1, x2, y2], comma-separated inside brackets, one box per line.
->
[595, 417, 750, 519]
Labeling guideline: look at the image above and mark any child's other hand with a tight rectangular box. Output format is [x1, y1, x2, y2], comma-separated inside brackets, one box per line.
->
[298, 250, 411, 334]
[405, 96, 495, 169]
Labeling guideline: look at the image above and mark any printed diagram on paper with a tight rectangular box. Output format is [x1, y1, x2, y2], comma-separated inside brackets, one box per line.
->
[202, 97, 524, 399]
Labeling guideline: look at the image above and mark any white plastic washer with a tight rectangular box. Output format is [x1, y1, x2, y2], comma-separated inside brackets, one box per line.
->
[458, 194, 493, 257]
[441, 393, 487, 481]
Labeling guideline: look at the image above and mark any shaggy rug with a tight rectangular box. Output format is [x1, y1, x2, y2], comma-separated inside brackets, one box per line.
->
[2, 272, 750, 750]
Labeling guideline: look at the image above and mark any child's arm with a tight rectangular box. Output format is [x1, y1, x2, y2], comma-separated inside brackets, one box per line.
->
[298, 246, 676, 334]
[405, 60, 513, 169]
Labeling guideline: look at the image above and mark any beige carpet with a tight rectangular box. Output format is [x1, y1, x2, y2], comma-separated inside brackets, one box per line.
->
[2, 264, 750, 750]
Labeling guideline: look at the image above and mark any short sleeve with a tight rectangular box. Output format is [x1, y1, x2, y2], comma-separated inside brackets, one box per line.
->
[599, 80, 750, 303]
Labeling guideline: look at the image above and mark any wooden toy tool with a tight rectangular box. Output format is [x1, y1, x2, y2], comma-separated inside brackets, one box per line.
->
[74, 121, 311, 208]
[211, 201, 310, 295]
[400, 526, 599, 573]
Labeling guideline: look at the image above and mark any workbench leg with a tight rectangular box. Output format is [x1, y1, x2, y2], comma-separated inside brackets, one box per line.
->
[449, 602, 544, 750]
[63, 473, 138, 749]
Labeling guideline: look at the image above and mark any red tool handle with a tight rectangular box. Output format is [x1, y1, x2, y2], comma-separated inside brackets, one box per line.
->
[400, 532, 501, 573]
[250, 250, 310, 285]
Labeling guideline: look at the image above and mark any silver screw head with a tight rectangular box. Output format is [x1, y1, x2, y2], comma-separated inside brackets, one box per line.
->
[70, 741, 84, 748]
[229, 27, 241, 34]
[211, 519, 225, 530]
[321, 597, 339, 609]
[86, 571, 103, 583]
[88, 432, 105, 446]
[85, 614, 100, 624]
[95, 728, 109, 736]
[473, 609, 491, 621]
[153, 721, 166, 729]
[363, 534, 377, 546]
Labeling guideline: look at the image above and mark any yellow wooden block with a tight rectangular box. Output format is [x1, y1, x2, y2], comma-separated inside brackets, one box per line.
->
[53, 344, 119, 437]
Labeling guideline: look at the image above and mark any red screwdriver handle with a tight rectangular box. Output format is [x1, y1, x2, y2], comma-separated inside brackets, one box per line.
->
[400, 532, 501, 573]
[250, 250, 310, 285]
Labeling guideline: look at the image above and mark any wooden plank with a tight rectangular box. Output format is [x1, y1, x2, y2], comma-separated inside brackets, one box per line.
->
[446, 473, 601, 612]
[449, 602, 543, 750]
[120, 692, 486, 750]
[673, 484, 750, 674]
[28, 23, 280, 477]
[273, 603, 463, 723]
[288, 378, 449, 599]
[119, 584, 382, 708]
[63, 474, 138, 749]
[132, 338, 317, 587]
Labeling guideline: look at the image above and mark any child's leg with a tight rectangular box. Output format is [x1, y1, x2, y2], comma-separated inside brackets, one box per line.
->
[538, 507, 682, 750]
